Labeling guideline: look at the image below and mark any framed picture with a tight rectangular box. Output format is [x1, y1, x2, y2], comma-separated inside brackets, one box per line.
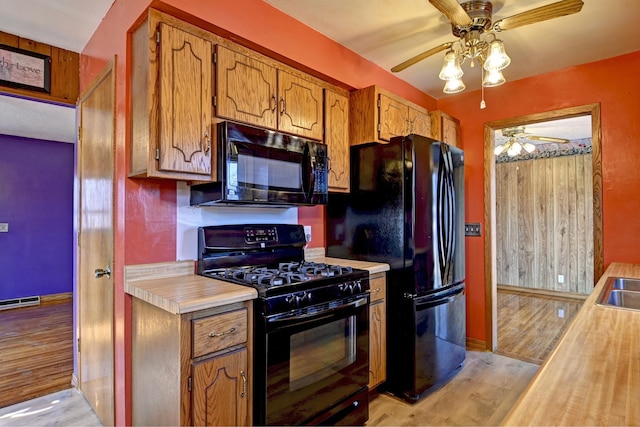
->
[0, 44, 51, 93]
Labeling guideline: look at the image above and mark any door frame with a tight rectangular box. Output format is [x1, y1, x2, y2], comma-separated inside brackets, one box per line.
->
[483, 103, 603, 350]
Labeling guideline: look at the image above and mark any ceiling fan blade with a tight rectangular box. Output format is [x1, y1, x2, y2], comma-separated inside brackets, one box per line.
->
[429, 0, 472, 27]
[391, 42, 453, 72]
[528, 135, 570, 144]
[493, 0, 584, 32]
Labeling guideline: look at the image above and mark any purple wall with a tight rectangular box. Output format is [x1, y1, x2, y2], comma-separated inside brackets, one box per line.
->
[0, 134, 74, 300]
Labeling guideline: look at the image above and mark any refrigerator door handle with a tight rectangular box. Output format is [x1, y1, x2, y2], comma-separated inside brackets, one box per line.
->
[437, 143, 457, 285]
[414, 284, 465, 311]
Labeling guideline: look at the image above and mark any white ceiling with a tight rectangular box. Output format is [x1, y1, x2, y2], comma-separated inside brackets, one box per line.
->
[0, 0, 630, 143]
[265, 0, 640, 99]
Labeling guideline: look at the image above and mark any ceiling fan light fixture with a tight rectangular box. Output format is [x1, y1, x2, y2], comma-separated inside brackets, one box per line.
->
[482, 68, 506, 87]
[443, 77, 466, 93]
[483, 39, 511, 71]
[438, 50, 464, 80]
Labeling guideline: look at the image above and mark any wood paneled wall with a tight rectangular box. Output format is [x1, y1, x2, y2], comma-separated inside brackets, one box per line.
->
[0, 31, 79, 105]
[496, 154, 594, 294]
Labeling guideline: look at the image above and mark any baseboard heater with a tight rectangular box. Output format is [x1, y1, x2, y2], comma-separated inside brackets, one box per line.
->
[0, 296, 41, 311]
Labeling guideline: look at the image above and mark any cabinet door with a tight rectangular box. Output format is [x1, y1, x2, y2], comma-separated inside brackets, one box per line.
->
[324, 90, 349, 192]
[158, 22, 212, 176]
[378, 94, 408, 142]
[442, 114, 461, 147]
[216, 45, 278, 130]
[278, 70, 323, 140]
[192, 348, 248, 426]
[369, 301, 386, 389]
[409, 107, 433, 139]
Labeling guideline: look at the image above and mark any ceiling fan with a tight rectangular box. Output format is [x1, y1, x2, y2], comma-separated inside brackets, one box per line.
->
[495, 125, 570, 156]
[391, 0, 584, 97]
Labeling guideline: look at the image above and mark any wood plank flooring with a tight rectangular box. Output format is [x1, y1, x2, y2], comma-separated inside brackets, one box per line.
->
[496, 287, 585, 364]
[0, 300, 74, 408]
[367, 351, 538, 426]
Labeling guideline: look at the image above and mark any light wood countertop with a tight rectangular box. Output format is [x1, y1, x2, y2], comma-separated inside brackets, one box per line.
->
[304, 248, 390, 274]
[502, 262, 640, 426]
[124, 256, 388, 315]
[124, 261, 257, 315]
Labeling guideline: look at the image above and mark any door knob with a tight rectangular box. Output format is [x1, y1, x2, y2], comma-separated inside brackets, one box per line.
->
[94, 266, 111, 279]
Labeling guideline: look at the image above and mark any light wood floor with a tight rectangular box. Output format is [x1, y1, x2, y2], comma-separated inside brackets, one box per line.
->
[367, 351, 538, 426]
[0, 300, 74, 408]
[496, 287, 585, 364]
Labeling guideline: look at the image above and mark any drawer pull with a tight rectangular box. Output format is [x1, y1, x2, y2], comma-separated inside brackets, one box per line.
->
[373, 288, 381, 293]
[240, 370, 247, 398]
[209, 327, 236, 338]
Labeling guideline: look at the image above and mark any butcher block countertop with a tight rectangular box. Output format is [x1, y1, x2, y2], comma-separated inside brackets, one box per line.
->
[124, 256, 389, 315]
[502, 262, 640, 426]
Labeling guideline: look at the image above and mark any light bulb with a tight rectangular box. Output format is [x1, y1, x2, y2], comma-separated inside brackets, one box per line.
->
[483, 40, 511, 71]
[523, 142, 536, 153]
[439, 51, 464, 81]
[483, 69, 506, 87]
[494, 144, 506, 156]
[443, 77, 466, 94]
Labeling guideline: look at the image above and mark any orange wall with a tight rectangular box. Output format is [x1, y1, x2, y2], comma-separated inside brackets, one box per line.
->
[79, 1, 435, 424]
[437, 51, 640, 342]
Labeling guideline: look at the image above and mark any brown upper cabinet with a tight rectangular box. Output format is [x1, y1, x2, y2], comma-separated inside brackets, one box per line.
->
[130, 11, 215, 181]
[324, 89, 350, 192]
[215, 45, 324, 141]
[431, 110, 461, 147]
[350, 85, 432, 145]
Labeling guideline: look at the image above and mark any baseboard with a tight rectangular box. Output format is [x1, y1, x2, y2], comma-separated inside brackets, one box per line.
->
[41, 292, 73, 304]
[466, 337, 487, 351]
[498, 284, 588, 302]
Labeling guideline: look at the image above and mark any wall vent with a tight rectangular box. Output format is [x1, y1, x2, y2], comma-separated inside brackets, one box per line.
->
[0, 296, 41, 311]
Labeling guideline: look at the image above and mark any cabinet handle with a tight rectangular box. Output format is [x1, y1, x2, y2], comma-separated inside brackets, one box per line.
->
[203, 131, 210, 154]
[271, 94, 277, 112]
[280, 97, 286, 115]
[373, 287, 381, 294]
[208, 327, 235, 338]
[240, 370, 247, 398]
[327, 156, 332, 172]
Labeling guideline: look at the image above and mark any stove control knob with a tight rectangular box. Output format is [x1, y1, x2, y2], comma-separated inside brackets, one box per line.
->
[353, 280, 362, 293]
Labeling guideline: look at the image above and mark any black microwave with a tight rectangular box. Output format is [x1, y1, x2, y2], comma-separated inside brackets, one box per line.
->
[190, 121, 329, 207]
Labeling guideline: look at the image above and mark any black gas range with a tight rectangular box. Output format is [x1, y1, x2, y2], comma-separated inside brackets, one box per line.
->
[197, 224, 370, 426]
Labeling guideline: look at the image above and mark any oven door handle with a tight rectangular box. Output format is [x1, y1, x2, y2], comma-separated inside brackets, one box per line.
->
[266, 296, 368, 329]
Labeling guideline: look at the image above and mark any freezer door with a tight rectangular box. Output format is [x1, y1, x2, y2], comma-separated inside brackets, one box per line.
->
[408, 284, 466, 401]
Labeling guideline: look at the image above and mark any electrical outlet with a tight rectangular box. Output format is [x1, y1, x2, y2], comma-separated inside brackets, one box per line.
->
[465, 223, 481, 237]
[303, 225, 312, 243]
[558, 308, 565, 319]
[558, 275, 565, 284]
[0, 223, 8, 233]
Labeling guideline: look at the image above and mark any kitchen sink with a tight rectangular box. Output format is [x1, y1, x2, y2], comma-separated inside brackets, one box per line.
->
[596, 277, 640, 310]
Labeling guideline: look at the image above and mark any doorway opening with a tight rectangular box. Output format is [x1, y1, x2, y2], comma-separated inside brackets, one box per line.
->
[483, 104, 603, 352]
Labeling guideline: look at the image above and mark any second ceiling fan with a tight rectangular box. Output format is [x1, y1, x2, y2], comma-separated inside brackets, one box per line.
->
[392, 0, 584, 96]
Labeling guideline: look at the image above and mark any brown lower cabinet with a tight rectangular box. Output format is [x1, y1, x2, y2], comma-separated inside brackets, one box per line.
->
[131, 299, 252, 426]
[368, 272, 387, 389]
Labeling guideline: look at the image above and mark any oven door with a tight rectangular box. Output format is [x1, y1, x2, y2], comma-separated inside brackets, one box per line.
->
[263, 295, 369, 425]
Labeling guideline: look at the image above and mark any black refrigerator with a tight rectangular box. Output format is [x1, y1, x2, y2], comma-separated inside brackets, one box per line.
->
[326, 134, 466, 402]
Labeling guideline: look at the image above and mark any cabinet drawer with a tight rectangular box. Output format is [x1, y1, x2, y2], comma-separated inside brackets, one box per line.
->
[192, 308, 247, 358]
[369, 274, 386, 303]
